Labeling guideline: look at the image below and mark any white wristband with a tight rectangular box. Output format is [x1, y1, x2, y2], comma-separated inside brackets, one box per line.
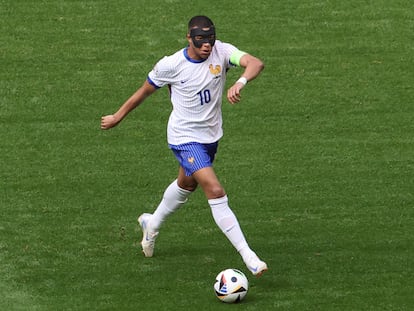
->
[237, 77, 248, 85]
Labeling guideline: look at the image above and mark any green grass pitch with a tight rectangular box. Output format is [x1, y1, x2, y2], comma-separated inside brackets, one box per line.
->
[1, 0, 413, 310]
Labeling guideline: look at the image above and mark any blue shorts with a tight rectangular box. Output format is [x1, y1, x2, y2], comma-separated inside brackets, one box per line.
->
[169, 142, 219, 176]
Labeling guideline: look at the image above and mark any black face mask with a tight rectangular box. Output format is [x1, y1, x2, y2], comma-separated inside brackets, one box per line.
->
[189, 26, 216, 48]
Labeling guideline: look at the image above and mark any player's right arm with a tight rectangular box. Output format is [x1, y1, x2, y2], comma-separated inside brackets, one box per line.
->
[101, 80, 157, 130]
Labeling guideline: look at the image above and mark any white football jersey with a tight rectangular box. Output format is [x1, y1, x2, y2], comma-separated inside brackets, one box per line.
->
[147, 40, 239, 145]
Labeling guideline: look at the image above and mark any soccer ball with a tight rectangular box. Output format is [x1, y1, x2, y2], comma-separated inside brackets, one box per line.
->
[214, 269, 249, 303]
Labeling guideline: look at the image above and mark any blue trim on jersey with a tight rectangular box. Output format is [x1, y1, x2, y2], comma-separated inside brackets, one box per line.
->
[147, 77, 161, 89]
[183, 47, 207, 63]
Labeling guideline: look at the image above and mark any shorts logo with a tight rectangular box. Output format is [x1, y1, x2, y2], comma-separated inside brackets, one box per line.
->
[209, 64, 221, 76]
[188, 157, 195, 164]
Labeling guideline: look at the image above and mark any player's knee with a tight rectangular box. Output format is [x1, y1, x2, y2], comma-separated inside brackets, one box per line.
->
[184, 184, 198, 192]
[178, 180, 198, 192]
[177, 173, 198, 192]
[206, 184, 226, 199]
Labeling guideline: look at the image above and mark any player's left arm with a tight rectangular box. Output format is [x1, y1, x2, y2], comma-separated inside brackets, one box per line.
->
[227, 53, 264, 104]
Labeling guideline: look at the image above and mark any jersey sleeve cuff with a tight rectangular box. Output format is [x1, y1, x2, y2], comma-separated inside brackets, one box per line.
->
[147, 77, 161, 89]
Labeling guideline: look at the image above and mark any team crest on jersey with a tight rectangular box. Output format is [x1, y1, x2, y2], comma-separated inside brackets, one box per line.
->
[209, 64, 221, 76]
[188, 157, 195, 164]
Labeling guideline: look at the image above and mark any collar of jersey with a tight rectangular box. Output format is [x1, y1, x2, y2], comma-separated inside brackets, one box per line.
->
[183, 47, 207, 63]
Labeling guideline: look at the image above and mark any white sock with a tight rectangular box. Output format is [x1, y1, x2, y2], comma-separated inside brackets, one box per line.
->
[149, 179, 192, 231]
[209, 195, 254, 260]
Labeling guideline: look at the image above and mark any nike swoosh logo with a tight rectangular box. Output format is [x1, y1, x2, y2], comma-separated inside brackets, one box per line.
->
[225, 225, 235, 233]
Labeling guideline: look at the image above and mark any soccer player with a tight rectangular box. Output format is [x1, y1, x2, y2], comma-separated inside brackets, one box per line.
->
[101, 15, 267, 276]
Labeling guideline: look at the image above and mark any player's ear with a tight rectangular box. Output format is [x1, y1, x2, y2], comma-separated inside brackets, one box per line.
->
[186, 33, 192, 45]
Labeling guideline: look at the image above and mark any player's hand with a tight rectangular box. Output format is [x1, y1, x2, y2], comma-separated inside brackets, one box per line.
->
[227, 82, 244, 104]
[100, 114, 119, 130]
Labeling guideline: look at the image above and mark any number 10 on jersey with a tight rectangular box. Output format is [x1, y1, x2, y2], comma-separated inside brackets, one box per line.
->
[197, 89, 211, 105]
